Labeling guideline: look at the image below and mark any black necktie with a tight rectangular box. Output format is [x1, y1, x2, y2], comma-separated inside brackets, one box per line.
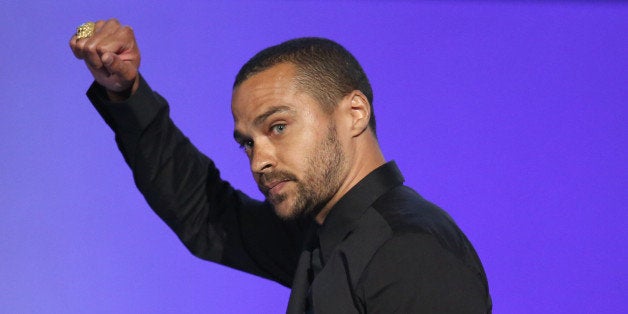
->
[305, 237, 322, 313]
[287, 225, 322, 313]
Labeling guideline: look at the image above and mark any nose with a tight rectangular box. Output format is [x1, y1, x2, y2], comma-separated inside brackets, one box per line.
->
[250, 138, 276, 174]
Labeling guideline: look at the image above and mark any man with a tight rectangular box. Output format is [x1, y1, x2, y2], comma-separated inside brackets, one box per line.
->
[70, 19, 491, 313]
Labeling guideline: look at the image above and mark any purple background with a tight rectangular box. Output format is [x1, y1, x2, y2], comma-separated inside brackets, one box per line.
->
[1, 1, 626, 313]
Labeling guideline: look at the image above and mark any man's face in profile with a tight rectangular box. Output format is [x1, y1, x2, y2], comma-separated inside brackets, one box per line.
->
[231, 63, 348, 220]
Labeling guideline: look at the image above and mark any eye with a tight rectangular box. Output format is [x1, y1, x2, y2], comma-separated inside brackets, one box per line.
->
[271, 124, 286, 134]
[239, 139, 254, 152]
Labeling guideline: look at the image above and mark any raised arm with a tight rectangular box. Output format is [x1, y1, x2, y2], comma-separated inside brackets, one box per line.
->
[70, 19, 140, 100]
[70, 19, 304, 287]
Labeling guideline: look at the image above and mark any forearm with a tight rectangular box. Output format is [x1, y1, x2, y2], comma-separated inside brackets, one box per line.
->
[86, 77, 301, 286]
[87, 75, 237, 259]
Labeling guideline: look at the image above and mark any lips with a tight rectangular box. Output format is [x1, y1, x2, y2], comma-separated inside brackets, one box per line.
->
[263, 180, 289, 196]
[258, 171, 298, 197]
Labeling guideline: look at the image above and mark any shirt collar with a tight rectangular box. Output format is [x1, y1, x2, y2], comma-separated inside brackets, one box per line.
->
[317, 161, 405, 263]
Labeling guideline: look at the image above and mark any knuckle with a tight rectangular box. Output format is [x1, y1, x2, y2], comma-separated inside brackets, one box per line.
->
[85, 42, 98, 54]
[96, 45, 107, 54]
[121, 26, 134, 37]
[75, 39, 86, 51]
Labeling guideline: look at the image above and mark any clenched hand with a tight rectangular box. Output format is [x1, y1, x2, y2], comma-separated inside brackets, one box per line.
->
[70, 18, 140, 101]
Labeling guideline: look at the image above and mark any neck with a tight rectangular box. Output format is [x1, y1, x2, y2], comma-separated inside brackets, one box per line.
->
[314, 136, 385, 224]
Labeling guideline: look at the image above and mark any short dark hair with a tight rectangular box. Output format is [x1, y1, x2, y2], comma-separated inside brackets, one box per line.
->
[234, 37, 376, 134]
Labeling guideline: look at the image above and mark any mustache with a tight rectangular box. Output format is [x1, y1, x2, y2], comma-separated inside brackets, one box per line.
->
[257, 170, 298, 194]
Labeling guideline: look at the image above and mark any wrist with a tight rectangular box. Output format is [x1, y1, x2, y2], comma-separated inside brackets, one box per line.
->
[106, 76, 140, 102]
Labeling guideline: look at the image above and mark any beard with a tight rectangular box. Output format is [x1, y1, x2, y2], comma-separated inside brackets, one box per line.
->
[259, 122, 347, 221]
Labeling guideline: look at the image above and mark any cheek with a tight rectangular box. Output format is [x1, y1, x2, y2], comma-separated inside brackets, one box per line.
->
[289, 125, 326, 150]
[277, 129, 320, 168]
[278, 108, 332, 168]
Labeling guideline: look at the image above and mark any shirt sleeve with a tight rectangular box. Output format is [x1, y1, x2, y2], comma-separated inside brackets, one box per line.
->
[357, 233, 491, 313]
[86, 76, 304, 287]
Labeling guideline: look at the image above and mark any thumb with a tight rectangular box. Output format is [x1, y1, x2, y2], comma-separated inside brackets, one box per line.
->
[102, 51, 137, 83]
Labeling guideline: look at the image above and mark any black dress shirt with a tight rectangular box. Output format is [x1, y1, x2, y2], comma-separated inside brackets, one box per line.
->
[87, 76, 491, 313]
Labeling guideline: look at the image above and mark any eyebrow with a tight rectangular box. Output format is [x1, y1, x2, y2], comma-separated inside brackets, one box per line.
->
[253, 105, 294, 127]
[233, 130, 245, 144]
[233, 105, 295, 143]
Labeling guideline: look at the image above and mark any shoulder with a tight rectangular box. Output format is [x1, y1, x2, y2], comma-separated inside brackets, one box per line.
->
[371, 185, 470, 260]
[355, 185, 491, 312]
[355, 233, 490, 313]
[369, 185, 490, 290]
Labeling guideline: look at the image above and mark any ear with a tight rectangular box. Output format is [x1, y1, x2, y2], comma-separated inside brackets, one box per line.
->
[346, 90, 371, 137]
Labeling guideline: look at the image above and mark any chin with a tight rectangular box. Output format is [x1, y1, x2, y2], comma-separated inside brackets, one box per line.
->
[272, 203, 292, 218]
[274, 209, 296, 221]
[272, 200, 300, 221]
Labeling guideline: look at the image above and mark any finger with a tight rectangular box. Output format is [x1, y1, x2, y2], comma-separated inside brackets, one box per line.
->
[70, 22, 99, 60]
[70, 35, 82, 59]
[71, 20, 103, 62]
[96, 25, 137, 59]
[73, 20, 106, 47]
[74, 19, 121, 66]
[95, 25, 139, 81]
[80, 20, 121, 68]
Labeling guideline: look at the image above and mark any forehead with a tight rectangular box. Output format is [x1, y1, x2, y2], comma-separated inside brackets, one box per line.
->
[231, 63, 300, 122]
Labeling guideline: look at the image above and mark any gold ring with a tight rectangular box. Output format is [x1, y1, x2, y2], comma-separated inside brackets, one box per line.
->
[76, 22, 95, 39]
